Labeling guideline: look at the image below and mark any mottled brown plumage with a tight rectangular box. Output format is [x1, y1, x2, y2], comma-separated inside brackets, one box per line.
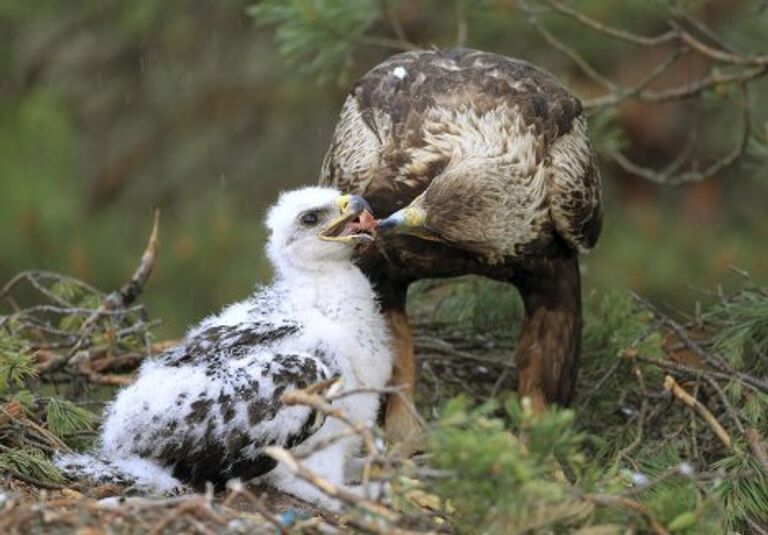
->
[320, 48, 603, 445]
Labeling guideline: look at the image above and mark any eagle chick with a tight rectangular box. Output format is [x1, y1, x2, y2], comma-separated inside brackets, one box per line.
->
[56, 187, 392, 509]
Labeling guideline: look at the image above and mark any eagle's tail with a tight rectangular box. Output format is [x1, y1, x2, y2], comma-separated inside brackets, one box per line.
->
[54, 452, 184, 494]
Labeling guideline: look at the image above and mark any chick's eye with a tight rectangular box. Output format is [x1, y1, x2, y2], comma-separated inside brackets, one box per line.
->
[299, 212, 320, 227]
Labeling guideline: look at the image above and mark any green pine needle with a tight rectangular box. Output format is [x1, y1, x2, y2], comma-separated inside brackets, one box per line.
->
[248, 0, 379, 79]
[0, 332, 37, 392]
[706, 282, 768, 375]
[714, 454, 768, 529]
[0, 448, 65, 483]
[50, 280, 82, 303]
[428, 397, 588, 532]
[410, 276, 523, 334]
[45, 398, 95, 440]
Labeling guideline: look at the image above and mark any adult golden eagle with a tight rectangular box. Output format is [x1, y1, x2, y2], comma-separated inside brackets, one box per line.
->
[320, 48, 602, 446]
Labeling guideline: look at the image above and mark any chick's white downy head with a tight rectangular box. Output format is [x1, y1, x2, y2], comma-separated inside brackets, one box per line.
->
[265, 187, 374, 271]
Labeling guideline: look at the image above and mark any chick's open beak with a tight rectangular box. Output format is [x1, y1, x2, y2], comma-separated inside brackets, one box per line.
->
[319, 194, 376, 242]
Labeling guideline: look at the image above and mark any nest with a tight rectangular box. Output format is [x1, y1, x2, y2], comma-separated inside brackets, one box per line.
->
[2, 219, 768, 534]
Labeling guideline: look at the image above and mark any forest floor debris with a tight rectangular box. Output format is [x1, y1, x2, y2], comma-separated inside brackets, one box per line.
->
[1, 228, 767, 532]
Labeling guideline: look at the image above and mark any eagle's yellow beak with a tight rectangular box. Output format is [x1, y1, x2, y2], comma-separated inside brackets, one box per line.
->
[318, 194, 375, 242]
[379, 206, 427, 228]
[377, 205, 441, 242]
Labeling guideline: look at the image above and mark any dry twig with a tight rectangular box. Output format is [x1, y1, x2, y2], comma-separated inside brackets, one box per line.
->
[265, 447, 399, 521]
[518, 0, 768, 184]
[632, 292, 768, 394]
[664, 375, 733, 450]
[68, 210, 160, 358]
[584, 493, 670, 535]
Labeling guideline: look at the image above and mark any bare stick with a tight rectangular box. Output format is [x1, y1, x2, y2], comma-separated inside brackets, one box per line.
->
[522, 4, 615, 91]
[632, 292, 768, 393]
[112, 209, 160, 308]
[609, 83, 752, 185]
[608, 65, 766, 106]
[616, 358, 649, 465]
[377, 0, 412, 47]
[587, 493, 670, 535]
[664, 375, 732, 450]
[545, 0, 678, 47]
[1, 271, 95, 308]
[264, 447, 399, 523]
[455, 0, 468, 47]
[548, 0, 768, 66]
[147, 497, 225, 535]
[631, 293, 732, 374]
[524, 0, 768, 185]
[584, 48, 688, 109]
[704, 375, 745, 435]
[667, 1, 734, 53]
[745, 517, 768, 535]
[677, 26, 768, 66]
[67, 211, 160, 359]
[222, 481, 287, 535]
[2, 468, 68, 490]
[281, 388, 378, 455]
[1, 406, 73, 454]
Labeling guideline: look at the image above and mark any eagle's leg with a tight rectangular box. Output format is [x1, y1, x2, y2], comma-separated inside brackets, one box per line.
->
[511, 252, 582, 413]
[381, 282, 424, 452]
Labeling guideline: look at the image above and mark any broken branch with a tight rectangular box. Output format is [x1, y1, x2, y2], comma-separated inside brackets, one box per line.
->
[664, 375, 733, 450]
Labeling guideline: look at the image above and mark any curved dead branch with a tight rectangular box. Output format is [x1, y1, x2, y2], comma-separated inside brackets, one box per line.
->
[519, 0, 768, 184]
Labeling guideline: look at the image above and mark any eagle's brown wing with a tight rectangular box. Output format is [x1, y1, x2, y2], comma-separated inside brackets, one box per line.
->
[320, 48, 601, 253]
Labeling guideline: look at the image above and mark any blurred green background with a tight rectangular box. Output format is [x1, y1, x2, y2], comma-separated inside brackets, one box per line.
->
[1, 0, 766, 337]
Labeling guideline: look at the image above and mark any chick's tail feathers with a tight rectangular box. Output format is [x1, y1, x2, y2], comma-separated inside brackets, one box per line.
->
[54, 452, 184, 494]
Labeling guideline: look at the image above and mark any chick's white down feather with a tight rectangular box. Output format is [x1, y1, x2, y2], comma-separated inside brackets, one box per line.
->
[56, 187, 393, 508]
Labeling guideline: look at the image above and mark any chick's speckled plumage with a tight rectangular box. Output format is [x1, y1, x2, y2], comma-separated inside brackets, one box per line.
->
[57, 187, 393, 508]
